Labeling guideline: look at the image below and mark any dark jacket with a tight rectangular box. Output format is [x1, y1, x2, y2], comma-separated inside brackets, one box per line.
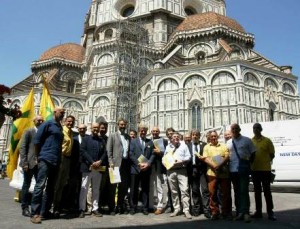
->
[129, 137, 155, 175]
[80, 134, 107, 173]
[152, 137, 168, 174]
[187, 141, 207, 175]
[34, 119, 63, 166]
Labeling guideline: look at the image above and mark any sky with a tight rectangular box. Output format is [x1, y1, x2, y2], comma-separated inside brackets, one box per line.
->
[0, 0, 299, 89]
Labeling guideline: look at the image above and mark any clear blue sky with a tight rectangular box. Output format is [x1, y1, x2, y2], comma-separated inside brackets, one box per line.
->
[1, 0, 299, 89]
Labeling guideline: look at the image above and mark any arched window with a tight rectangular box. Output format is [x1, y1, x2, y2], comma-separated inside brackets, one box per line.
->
[184, 75, 206, 88]
[191, 102, 201, 130]
[212, 72, 235, 85]
[158, 79, 179, 91]
[104, 29, 113, 40]
[67, 79, 75, 93]
[265, 78, 278, 90]
[244, 73, 259, 86]
[283, 83, 295, 95]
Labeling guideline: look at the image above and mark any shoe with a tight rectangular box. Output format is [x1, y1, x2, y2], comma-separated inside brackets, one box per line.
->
[53, 211, 60, 219]
[154, 208, 163, 215]
[129, 209, 135, 215]
[31, 215, 42, 224]
[92, 210, 103, 217]
[184, 211, 192, 219]
[244, 214, 251, 223]
[164, 207, 172, 214]
[192, 211, 201, 217]
[268, 213, 277, 221]
[78, 210, 85, 218]
[170, 210, 180, 217]
[235, 213, 244, 221]
[211, 214, 219, 220]
[109, 211, 116, 216]
[123, 209, 129, 215]
[142, 210, 149, 215]
[251, 212, 263, 218]
[204, 212, 212, 219]
[222, 214, 233, 221]
[41, 211, 53, 220]
[22, 208, 31, 217]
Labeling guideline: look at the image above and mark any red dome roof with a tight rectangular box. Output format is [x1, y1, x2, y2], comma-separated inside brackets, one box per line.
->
[176, 12, 245, 33]
[39, 43, 85, 62]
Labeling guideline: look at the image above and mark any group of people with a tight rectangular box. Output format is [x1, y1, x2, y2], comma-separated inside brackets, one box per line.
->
[18, 106, 276, 224]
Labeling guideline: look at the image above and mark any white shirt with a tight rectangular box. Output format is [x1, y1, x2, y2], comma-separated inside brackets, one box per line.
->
[165, 142, 191, 162]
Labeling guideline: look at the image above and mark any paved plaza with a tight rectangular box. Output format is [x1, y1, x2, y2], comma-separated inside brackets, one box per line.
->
[0, 179, 299, 229]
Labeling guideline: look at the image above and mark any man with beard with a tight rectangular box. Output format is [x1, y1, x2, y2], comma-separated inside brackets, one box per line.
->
[107, 118, 131, 215]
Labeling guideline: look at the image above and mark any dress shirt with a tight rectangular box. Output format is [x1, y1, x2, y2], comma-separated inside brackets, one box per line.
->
[119, 130, 129, 158]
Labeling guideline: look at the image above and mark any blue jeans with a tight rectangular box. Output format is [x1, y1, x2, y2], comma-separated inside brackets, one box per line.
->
[31, 160, 58, 216]
[230, 172, 250, 215]
[21, 165, 38, 210]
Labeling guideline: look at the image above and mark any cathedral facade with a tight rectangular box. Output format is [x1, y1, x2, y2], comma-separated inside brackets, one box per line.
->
[1, 0, 299, 157]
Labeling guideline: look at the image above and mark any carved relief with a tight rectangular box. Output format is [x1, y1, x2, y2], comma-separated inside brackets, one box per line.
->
[264, 86, 278, 104]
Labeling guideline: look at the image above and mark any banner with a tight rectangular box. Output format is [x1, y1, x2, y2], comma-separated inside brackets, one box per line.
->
[7, 88, 35, 179]
[39, 79, 55, 121]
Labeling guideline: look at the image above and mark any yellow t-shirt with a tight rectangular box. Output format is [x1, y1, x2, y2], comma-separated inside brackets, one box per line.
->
[251, 136, 274, 171]
[203, 142, 229, 178]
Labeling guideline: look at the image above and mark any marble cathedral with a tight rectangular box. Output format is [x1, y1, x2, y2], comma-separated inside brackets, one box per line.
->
[1, 0, 299, 157]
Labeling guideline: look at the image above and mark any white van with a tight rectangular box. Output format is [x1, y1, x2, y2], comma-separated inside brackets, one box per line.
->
[226, 120, 300, 187]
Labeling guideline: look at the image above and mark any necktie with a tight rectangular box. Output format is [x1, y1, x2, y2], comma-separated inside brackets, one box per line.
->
[194, 143, 198, 165]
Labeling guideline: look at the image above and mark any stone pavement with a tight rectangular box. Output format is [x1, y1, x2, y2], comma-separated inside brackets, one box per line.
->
[0, 179, 299, 229]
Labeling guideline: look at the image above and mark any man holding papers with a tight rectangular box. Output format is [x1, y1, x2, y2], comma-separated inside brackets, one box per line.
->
[163, 132, 192, 219]
[149, 126, 168, 215]
[203, 130, 231, 220]
[129, 124, 155, 215]
[186, 129, 210, 218]
[107, 118, 131, 215]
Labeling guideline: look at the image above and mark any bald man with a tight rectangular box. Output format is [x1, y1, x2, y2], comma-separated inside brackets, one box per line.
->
[224, 130, 232, 142]
[30, 107, 65, 224]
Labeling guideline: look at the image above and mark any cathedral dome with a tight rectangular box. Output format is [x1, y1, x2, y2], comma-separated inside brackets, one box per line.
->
[175, 12, 245, 33]
[39, 43, 85, 62]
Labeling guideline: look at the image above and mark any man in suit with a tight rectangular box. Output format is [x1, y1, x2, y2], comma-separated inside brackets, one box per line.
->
[78, 122, 107, 218]
[19, 115, 44, 217]
[107, 118, 130, 215]
[62, 124, 87, 212]
[187, 129, 211, 218]
[129, 124, 155, 215]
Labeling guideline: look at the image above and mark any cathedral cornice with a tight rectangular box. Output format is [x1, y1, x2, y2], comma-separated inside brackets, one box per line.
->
[165, 26, 254, 53]
[31, 58, 83, 70]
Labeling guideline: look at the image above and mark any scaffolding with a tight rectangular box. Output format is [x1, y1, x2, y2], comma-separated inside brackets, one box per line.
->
[114, 18, 151, 130]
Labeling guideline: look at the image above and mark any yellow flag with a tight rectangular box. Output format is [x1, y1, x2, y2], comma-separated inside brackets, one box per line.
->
[39, 79, 55, 121]
[7, 88, 35, 179]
